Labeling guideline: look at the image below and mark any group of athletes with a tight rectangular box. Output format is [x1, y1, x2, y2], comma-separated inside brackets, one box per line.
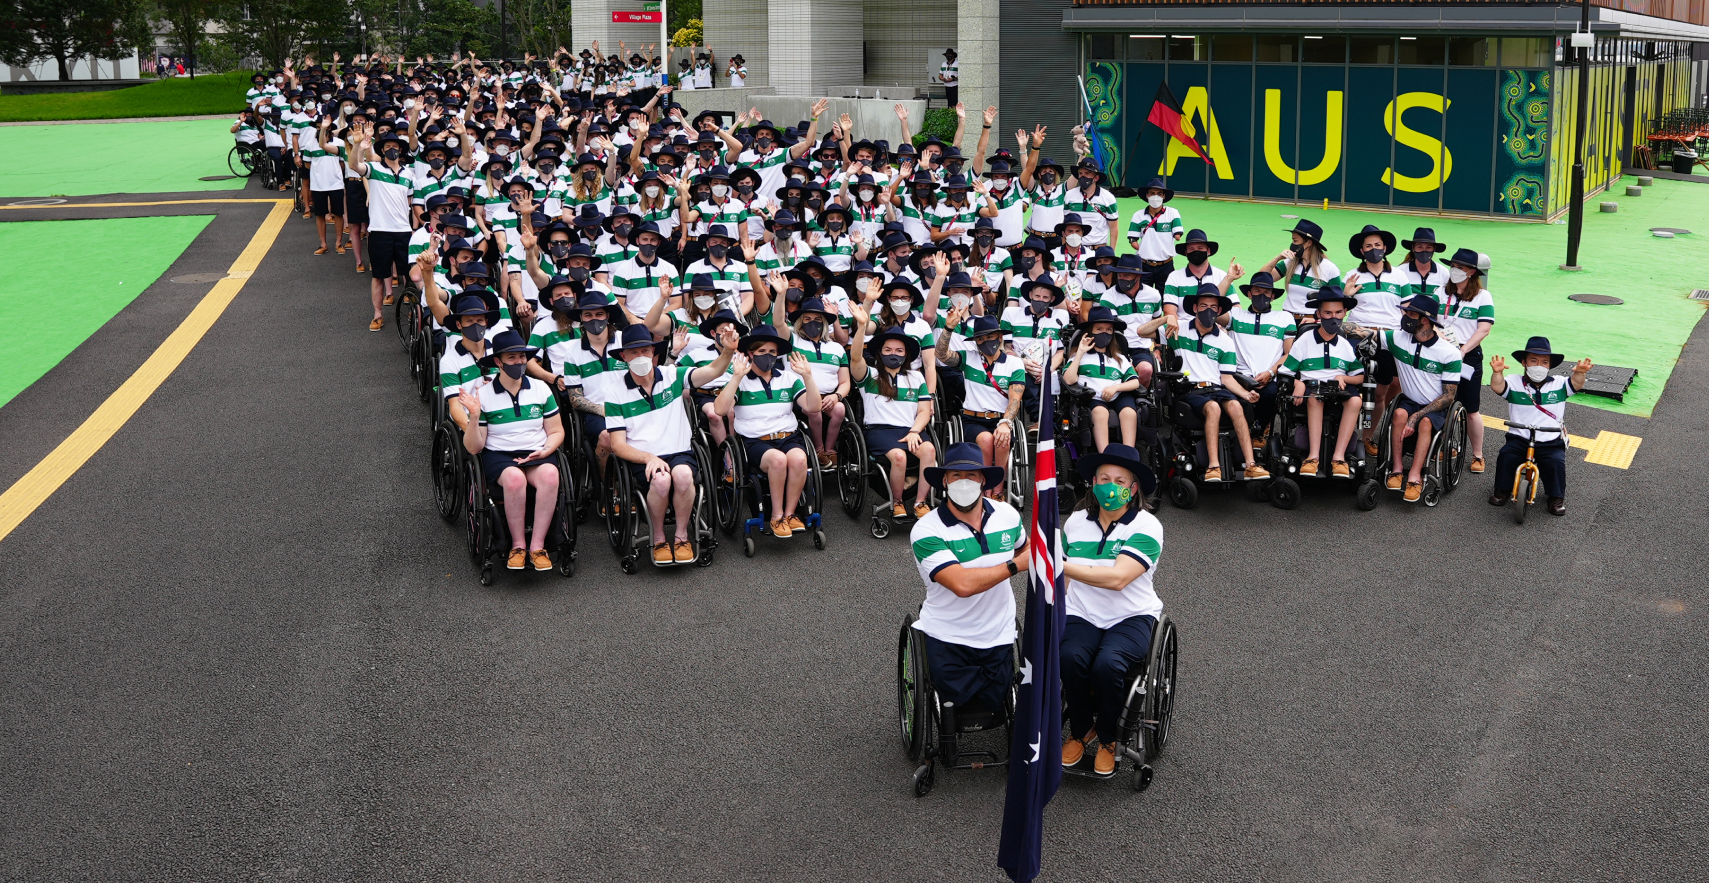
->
[230, 49, 1597, 775]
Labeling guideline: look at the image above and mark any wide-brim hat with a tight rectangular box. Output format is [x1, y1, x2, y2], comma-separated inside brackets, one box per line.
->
[697, 309, 748, 339]
[1019, 278, 1066, 307]
[817, 200, 852, 222]
[616, 324, 668, 356]
[905, 245, 943, 276]
[1348, 223, 1396, 260]
[1286, 218, 1325, 244]
[1401, 227, 1447, 253]
[1446, 247, 1483, 273]
[924, 442, 1005, 492]
[453, 261, 491, 283]
[865, 327, 922, 365]
[1077, 307, 1129, 333]
[794, 297, 836, 322]
[1238, 270, 1279, 295]
[782, 267, 821, 299]
[1185, 283, 1234, 314]
[1141, 177, 1174, 202]
[881, 278, 925, 307]
[767, 209, 801, 231]
[1306, 280, 1358, 310]
[449, 290, 502, 330]
[1055, 212, 1089, 235]
[605, 206, 643, 229]
[1399, 293, 1441, 321]
[1175, 228, 1219, 257]
[1112, 254, 1147, 276]
[479, 329, 539, 366]
[738, 323, 794, 354]
[1512, 336, 1565, 368]
[749, 119, 783, 140]
[692, 109, 723, 129]
[1073, 444, 1157, 497]
[564, 242, 602, 270]
[1072, 158, 1106, 184]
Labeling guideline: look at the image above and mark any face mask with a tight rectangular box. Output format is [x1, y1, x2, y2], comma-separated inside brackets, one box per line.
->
[1362, 247, 1385, 265]
[1016, 255, 1036, 273]
[949, 293, 972, 311]
[947, 478, 983, 509]
[501, 362, 526, 379]
[1077, 175, 1096, 189]
[1318, 316, 1343, 337]
[1093, 481, 1133, 511]
[807, 198, 824, 211]
[547, 242, 570, 258]
[1525, 364, 1550, 382]
[637, 243, 658, 260]
[711, 184, 729, 198]
[428, 157, 446, 170]
[644, 186, 661, 198]
[320, 93, 332, 102]
[1030, 299, 1051, 316]
[855, 277, 872, 294]
[567, 266, 591, 282]
[785, 194, 802, 207]
[1093, 331, 1112, 348]
[628, 355, 654, 375]
[699, 150, 716, 163]
[1147, 194, 1164, 209]
[975, 235, 994, 249]
[751, 353, 777, 373]
[1449, 267, 1469, 284]
[945, 163, 964, 176]
[612, 224, 633, 239]
[1185, 250, 1208, 267]
[802, 320, 825, 339]
[1249, 294, 1273, 314]
[880, 353, 906, 370]
[693, 294, 717, 311]
[977, 338, 1002, 358]
[1195, 307, 1218, 328]
[859, 189, 875, 202]
[786, 287, 805, 304]
[736, 183, 754, 195]
[754, 137, 773, 150]
[582, 318, 608, 336]
[991, 179, 1010, 192]
[1413, 249, 1433, 263]
[1117, 275, 1140, 293]
[826, 220, 844, 234]
[920, 265, 937, 283]
[581, 169, 598, 182]
[1064, 233, 1083, 248]
[914, 188, 931, 200]
[706, 244, 729, 261]
[461, 322, 487, 341]
[889, 299, 912, 316]
[1399, 315, 1422, 335]
[1039, 172, 1057, 187]
[382, 148, 401, 160]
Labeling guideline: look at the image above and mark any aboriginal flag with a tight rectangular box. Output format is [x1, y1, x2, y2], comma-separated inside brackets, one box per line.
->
[1147, 81, 1214, 166]
[996, 341, 1067, 883]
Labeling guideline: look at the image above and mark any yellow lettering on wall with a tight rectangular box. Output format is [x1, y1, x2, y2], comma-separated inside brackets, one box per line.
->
[1382, 92, 1453, 193]
[1156, 86, 1233, 179]
[1262, 89, 1343, 186]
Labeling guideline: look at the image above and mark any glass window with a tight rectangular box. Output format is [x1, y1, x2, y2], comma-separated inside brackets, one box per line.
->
[1167, 35, 1202, 61]
[1397, 36, 1446, 66]
[1088, 34, 1118, 61]
[1127, 35, 1164, 62]
[1301, 35, 1346, 64]
[1349, 37, 1394, 65]
[1211, 35, 1253, 62]
[1499, 37, 1550, 68]
[1256, 35, 1297, 63]
[1448, 37, 1493, 66]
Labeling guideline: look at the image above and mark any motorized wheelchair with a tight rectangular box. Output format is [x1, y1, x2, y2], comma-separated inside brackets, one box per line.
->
[1264, 337, 1382, 509]
[717, 418, 829, 556]
[896, 613, 1022, 798]
[1358, 395, 1469, 509]
[1060, 614, 1179, 793]
[833, 393, 946, 539]
[936, 366, 1033, 512]
[463, 446, 578, 585]
[1055, 353, 1169, 512]
[1158, 363, 1272, 510]
[602, 396, 720, 573]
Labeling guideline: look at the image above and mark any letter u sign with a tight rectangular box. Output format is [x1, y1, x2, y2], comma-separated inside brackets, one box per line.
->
[1264, 89, 1343, 186]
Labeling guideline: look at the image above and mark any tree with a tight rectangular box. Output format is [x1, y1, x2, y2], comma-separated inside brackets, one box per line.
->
[507, 0, 570, 60]
[153, 0, 208, 77]
[395, 0, 494, 61]
[0, 0, 152, 81]
[666, 0, 699, 40]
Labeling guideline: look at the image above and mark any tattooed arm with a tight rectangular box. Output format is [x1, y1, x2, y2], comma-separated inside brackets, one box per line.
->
[1406, 383, 1457, 430]
[565, 386, 604, 415]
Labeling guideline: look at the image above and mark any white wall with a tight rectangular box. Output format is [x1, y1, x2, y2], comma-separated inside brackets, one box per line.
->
[3, 53, 140, 82]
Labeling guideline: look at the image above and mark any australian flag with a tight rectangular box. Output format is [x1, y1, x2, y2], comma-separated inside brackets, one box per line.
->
[996, 342, 1066, 883]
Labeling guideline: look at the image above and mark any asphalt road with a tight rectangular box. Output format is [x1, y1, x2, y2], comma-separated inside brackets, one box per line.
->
[2, 187, 1706, 882]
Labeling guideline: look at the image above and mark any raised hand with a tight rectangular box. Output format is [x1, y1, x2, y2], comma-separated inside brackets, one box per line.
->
[839, 112, 853, 134]
[894, 103, 909, 122]
[1489, 355, 1508, 375]
[954, 102, 966, 120]
[983, 106, 997, 126]
[731, 353, 751, 376]
[811, 98, 830, 118]
[1031, 125, 1047, 148]
[1571, 357, 1593, 377]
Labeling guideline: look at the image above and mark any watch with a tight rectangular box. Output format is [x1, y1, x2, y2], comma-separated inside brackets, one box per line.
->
[1006, 560, 1019, 576]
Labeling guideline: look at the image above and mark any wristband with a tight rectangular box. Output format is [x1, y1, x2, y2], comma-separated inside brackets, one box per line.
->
[1006, 560, 1019, 576]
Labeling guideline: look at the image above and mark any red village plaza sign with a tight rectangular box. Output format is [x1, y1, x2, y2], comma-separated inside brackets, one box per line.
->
[612, 10, 663, 22]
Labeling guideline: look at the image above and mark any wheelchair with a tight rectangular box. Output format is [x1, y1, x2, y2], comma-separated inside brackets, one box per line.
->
[896, 612, 1022, 798]
[1057, 379, 1167, 513]
[1159, 372, 1272, 510]
[602, 397, 719, 573]
[550, 387, 593, 523]
[1060, 614, 1179, 793]
[833, 394, 945, 539]
[464, 447, 579, 585]
[938, 369, 1034, 512]
[1266, 374, 1381, 510]
[717, 420, 829, 556]
[430, 382, 466, 522]
[1358, 395, 1468, 509]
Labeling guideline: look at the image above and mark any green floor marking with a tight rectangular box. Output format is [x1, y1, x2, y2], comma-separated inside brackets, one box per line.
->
[0, 120, 245, 197]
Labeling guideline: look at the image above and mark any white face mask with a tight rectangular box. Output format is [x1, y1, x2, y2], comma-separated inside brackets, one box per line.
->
[628, 355, 654, 375]
[990, 179, 1009, 191]
[446, 136, 459, 147]
[495, 145, 510, 156]
[403, 99, 415, 110]
[889, 299, 912, 316]
[950, 293, 971, 310]
[711, 184, 729, 197]
[1147, 194, 1165, 208]
[1449, 267, 1469, 284]
[855, 277, 872, 294]
[1525, 364, 1550, 382]
[694, 294, 717, 310]
[947, 478, 983, 508]
[859, 189, 876, 202]
[1064, 233, 1083, 248]
[644, 185, 661, 198]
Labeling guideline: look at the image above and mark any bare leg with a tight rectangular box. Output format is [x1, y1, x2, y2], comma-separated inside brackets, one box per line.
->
[783, 447, 808, 514]
[1305, 399, 1324, 462]
[369, 277, 385, 323]
[886, 448, 907, 504]
[498, 468, 528, 549]
[1091, 404, 1110, 452]
[825, 401, 845, 451]
[670, 464, 696, 542]
[914, 442, 937, 504]
[1468, 412, 1485, 460]
[1390, 409, 1412, 474]
[526, 463, 559, 551]
[1201, 402, 1221, 470]
[1407, 423, 1433, 484]
[1119, 406, 1138, 448]
[804, 410, 824, 451]
[646, 470, 672, 543]
[1229, 405, 1256, 466]
[761, 448, 787, 522]
[1333, 396, 1361, 461]
[315, 216, 329, 249]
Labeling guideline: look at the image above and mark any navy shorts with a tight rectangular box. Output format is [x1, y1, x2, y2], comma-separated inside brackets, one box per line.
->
[580, 411, 607, 443]
[343, 178, 368, 224]
[865, 425, 917, 457]
[479, 449, 558, 488]
[1394, 395, 1446, 432]
[1455, 347, 1483, 414]
[960, 412, 1001, 438]
[368, 229, 411, 280]
[692, 389, 720, 411]
[740, 430, 806, 467]
[921, 632, 1014, 715]
[310, 188, 344, 217]
[627, 449, 699, 487]
[1181, 386, 1238, 412]
[1089, 390, 1140, 413]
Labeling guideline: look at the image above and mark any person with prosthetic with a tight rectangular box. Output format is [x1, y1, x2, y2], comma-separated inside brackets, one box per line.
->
[606, 322, 739, 564]
[1062, 307, 1142, 453]
[1058, 444, 1162, 776]
[849, 306, 939, 520]
[1174, 284, 1268, 481]
[908, 442, 1030, 741]
[933, 310, 1025, 490]
[456, 330, 566, 572]
[1279, 282, 1366, 477]
[1488, 338, 1593, 516]
[713, 325, 822, 538]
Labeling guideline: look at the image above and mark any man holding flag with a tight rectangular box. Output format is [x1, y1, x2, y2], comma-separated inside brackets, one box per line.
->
[997, 339, 1069, 883]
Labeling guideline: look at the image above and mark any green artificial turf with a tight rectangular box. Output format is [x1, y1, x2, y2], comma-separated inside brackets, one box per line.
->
[0, 119, 245, 196]
[1114, 176, 1709, 417]
[0, 71, 252, 122]
[0, 215, 213, 407]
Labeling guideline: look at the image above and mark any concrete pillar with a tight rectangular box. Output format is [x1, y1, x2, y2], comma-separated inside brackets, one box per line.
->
[570, 0, 665, 60]
[956, 0, 1000, 156]
[703, 0, 770, 92]
[767, 0, 863, 96]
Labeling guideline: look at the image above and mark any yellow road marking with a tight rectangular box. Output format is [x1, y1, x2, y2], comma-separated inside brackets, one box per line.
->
[0, 198, 284, 210]
[0, 199, 292, 545]
[1481, 415, 1642, 470]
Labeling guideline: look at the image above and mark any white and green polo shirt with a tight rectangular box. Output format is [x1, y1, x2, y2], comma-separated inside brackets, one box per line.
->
[736, 147, 793, 199]
[1125, 206, 1183, 262]
[1227, 307, 1296, 376]
[1280, 331, 1364, 383]
[928, 196, 986, 247]
[364, 160, 416, 233]
[562, 181, 616, 217]
[1063, 506, 1162, 629]
[688, 198, 750, 239]
[606, 256, 680, 317]
[1026, 182, 1068, 236]
[1281, 258, 1342, 316]
[976, 246, 1013, 292]
[753, 235, 810, 273]
[785, 333, 848, 395]
[303, 135, 345, 192]
[1174, 320, 1238, 384]
[1070, 351, 1136, 399]
[412, 166, 469, 206]
[474, 377, 559, 452]
[898, 192, 935, 246]
[1401, 260, 1450, 305]
[1384, 328, 1462, 406]
[1345, 266, 1410, 329]
[998, 304, 1068, 364]
[730, 367, 809, 438]
[682, 257, 754, 312]
[1498, 374, 1573, 444]
[1161, 264, 1227, 312]
[812, 232, 858, 272]
[909, 500, 1022, 649]
[986, 183, 1026, 247]
[1063, 187, 1119, 247]
[562, 336, 630, 406]
[853, 365, 931, 428]
[956, 345, 1025, 414]
[1099, 285, 1164, 351]
[438, 340, 496, 398]
[528, 313, 581, 379]
[1441, 290, 1495, 376]
[605, 365, 697, 456]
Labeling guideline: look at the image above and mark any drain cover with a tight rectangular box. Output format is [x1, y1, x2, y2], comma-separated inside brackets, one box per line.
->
[198, 175, 238, 181]
[1650, 227, 1691, 234]
[1690, 289, 1709, 301]
[1552, 363, 1637, 401]
[171, 273, 228, 284]
[1568, 293, 1623, 305]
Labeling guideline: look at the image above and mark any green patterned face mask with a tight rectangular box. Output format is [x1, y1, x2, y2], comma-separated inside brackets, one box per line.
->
[1093, 481, 1132, 511]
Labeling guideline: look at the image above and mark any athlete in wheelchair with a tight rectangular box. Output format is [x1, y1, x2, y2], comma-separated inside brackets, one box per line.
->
[1058, 444, 1177, 790]
[896, 443, 1029, 796]
[1344, 295, 1467, 507]
[711, 324, 828, 552]
[1161, 283, 1270, 508]
[840, 310, 940, 537]
[454, 330, 577, 584]
[931, 310, 1028, 505]
[431, 290, 503, 521]
[1271, 282, 1379, 499]
[604, 323, 735, 570]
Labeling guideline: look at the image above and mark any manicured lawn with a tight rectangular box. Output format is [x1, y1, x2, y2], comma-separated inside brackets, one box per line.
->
[0, 71, 253, 123]
[0, 119, 246, 196]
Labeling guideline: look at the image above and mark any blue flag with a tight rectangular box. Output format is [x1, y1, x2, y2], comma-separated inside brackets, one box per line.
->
[996, 345, 1066, 883]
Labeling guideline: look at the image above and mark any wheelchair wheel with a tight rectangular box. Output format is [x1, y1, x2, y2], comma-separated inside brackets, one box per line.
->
[551, 450, 577, 577]
[897, 614, 930, 763]
[394, 285, 416, 349]
[432, 421, 463, 522]
[465, 461, 497, 581]
[1144, 616, 1178, 760]
[1269, 476, 1301, 510]
[1167, 475, 1198, 510]
[603, 456, 631, 554]
[716, 437, 743, 536]
[1005, 425, 1030, 511]
[1354, 479, 1380, 511]
[1246, 479, 1270, 503]
[228, 145, 258, 177]
[1443, 403, 1469, 491]
[414, 332, 434, 404]
[835, 423, 867, 519]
